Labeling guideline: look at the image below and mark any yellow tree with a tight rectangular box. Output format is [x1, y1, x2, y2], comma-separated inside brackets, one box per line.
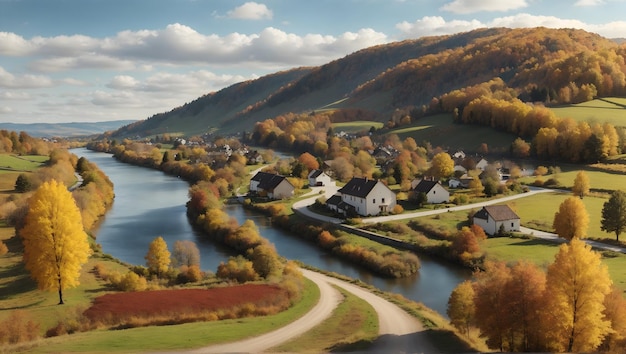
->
[447, 280, 475, 337]
[544, 238, 612, 352]
[572, 170, 590, 199]
[145, 236, 171, 278]
[20, 179, 91, 305]
[430, 152, 454, 180]
[553, 196, 589, 240]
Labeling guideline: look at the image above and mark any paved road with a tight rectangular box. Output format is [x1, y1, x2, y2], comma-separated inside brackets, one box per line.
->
[189, 269, 434, 354]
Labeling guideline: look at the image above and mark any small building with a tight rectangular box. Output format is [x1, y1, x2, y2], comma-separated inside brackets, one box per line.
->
[308, 169, 332, 187]
[412, 179, 450, 204]
[476, 158, 489, 171]
[333, 177, 396, 216]
[249, 171, 295, 200]
[472, 205, 520, 236]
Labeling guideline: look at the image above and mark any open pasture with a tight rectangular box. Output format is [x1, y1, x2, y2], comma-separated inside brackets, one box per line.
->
[549, 97, 626, 127]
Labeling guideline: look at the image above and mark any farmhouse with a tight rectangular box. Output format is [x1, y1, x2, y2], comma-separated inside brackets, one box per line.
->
[472, 205, 520, 236]
[308, 169, 332, 187]
[331, 177, 396, 216]
[411, 179, 450, 204]
[249, 171, 295, 200]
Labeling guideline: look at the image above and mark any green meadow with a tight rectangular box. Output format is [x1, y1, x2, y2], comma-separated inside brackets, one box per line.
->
[387, 114, 518, 153]
[0, 154, 47, 173]
[550, 97, 626, 126]
[332, 120, 384, 133]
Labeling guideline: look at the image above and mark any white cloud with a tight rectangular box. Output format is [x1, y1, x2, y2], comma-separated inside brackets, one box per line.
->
[440, 0, 528, 14]
[0, 32, 34, 56]
[107, 75, 140, 90]
[0, 106, 13, 114]
[0, 91, 31, 100]
[575, 0, 605, 5]
[396, 13, 626, 39]
[226, 2, 273, 20]
[0, 66, 54, 89]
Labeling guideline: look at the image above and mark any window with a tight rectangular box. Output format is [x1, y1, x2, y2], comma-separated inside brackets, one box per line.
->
[373, 199, 376, 204]
[382, 198, 385, 203]
[511, 222, 514, 227]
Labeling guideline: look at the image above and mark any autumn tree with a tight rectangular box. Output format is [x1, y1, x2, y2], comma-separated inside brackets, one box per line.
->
[145, 236, 171, 278]
[447, 280, 475, 337]
[14, 174, 32, 193]
[20, 179, 92, 305]
[473, 261, 512, 351]
[572, 170, 590, 198]
[601, 190, 626, 241]
[171, 240, 200, 268]
[553, 196, 589, 240]
[600, 286, 626, 351]
[544, 238, 612, 352]
[429, 152, 454, 180]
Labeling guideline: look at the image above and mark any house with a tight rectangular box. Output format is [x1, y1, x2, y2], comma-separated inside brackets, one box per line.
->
[249, 172, 295, 200]
[412, 179, 450, 204]
[472, 205, 520, 235]
[448, 178, 462, 189]
[475, 158, 489, 171]
[332, 177, 396, 216]
[308, 169, 332, 187]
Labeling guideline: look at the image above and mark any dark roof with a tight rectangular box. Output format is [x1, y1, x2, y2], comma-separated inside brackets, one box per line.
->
[474, 205, 519, 221]
[338, 177, 379, 198]
[413, 180, 440, 193]
[252, 171, 290, 190]
[309, 169, 324, 178]
[326, 194, 342, 206]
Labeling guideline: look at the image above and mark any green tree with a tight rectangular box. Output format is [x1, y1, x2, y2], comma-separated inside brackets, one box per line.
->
[14, 173, 31, 193]
[601, 190, 626, 242]
[544, 238, 612, 352]
[553, 196, 589, 240]
[20, 179, 92, 304]
[145, 236, 171, 278]
[572, 170, 590, 198]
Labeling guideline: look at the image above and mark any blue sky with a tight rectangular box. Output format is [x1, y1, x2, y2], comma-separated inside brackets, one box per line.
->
[1, 0, 625, 124]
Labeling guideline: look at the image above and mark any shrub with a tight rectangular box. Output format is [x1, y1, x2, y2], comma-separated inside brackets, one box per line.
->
[0, 240, 7, 256]
[177, 265, 203, 283]
[216, 256, 258, 283]
[0, 310, 40, 344]
[391, 204, 404, 214]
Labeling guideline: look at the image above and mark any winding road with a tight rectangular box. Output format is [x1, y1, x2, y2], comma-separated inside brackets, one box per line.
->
[191, 269, 434, 354]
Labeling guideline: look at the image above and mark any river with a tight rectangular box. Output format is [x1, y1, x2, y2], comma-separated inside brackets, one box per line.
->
[76, 148, 471, 317]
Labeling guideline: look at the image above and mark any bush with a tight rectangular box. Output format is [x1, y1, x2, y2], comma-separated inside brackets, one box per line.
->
[177, 265, 203, 283]
[216, 256, 258, 283]
[0, 310, 40, 344]
[391, 204, 404, 214]
[0, 240, 7, 256]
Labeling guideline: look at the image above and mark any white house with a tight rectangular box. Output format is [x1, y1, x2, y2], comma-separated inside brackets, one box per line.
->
[412, 179, 450, 204]
[308, 169, 332, 187]
[476, 158, 489, 171]
[249, 172, 295, 200]
[472, 205, 520, 236]
[333, 177, 396, 216]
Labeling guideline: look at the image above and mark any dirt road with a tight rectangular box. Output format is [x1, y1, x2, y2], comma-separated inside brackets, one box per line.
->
[191, 268, 433, 353]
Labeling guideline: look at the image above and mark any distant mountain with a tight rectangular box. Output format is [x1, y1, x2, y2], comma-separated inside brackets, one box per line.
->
[0, 120, 137, 137]
[110, 27, 626, 138]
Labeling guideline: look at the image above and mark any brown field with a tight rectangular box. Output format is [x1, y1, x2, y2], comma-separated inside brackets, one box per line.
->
[84, 284, 289, 325]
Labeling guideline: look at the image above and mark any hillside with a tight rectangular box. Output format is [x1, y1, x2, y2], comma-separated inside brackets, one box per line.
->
[0, 120, 137, 137]
[109, 27, 626, 138]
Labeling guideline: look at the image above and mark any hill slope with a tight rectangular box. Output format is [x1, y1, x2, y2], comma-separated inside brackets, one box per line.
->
[0, 120, 137, 137]
[111, 27, 626, 138]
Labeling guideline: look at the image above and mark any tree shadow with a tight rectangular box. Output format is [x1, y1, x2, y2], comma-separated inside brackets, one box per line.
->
[0, 263, 37, 301]
[509, 238, 563, 247]
[329, 329, 474, 353]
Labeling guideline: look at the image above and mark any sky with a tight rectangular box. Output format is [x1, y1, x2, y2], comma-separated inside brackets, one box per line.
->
[1, 0, 626, 124]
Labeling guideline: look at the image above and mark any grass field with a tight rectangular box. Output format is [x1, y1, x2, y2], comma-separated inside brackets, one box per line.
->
[550, 97, 626, 127]
[271, 286, 378, 353]
[0, 154, 47, 173]
[519, 165, 626, 192]
[387, 114, 518, 153]
[332, 120, 384, 133]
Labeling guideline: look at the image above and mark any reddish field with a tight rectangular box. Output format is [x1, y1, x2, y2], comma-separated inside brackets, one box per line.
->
[84, 284, 289, 325]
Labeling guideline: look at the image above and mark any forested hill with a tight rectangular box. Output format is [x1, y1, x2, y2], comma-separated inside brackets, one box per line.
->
[111, 27, 626, 138]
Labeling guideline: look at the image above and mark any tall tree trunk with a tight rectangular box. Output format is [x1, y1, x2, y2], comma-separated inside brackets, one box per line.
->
[58, 277, 64, 305]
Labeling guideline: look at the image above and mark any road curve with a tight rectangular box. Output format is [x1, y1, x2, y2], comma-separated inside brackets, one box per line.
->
[188, 268, 433, 353]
